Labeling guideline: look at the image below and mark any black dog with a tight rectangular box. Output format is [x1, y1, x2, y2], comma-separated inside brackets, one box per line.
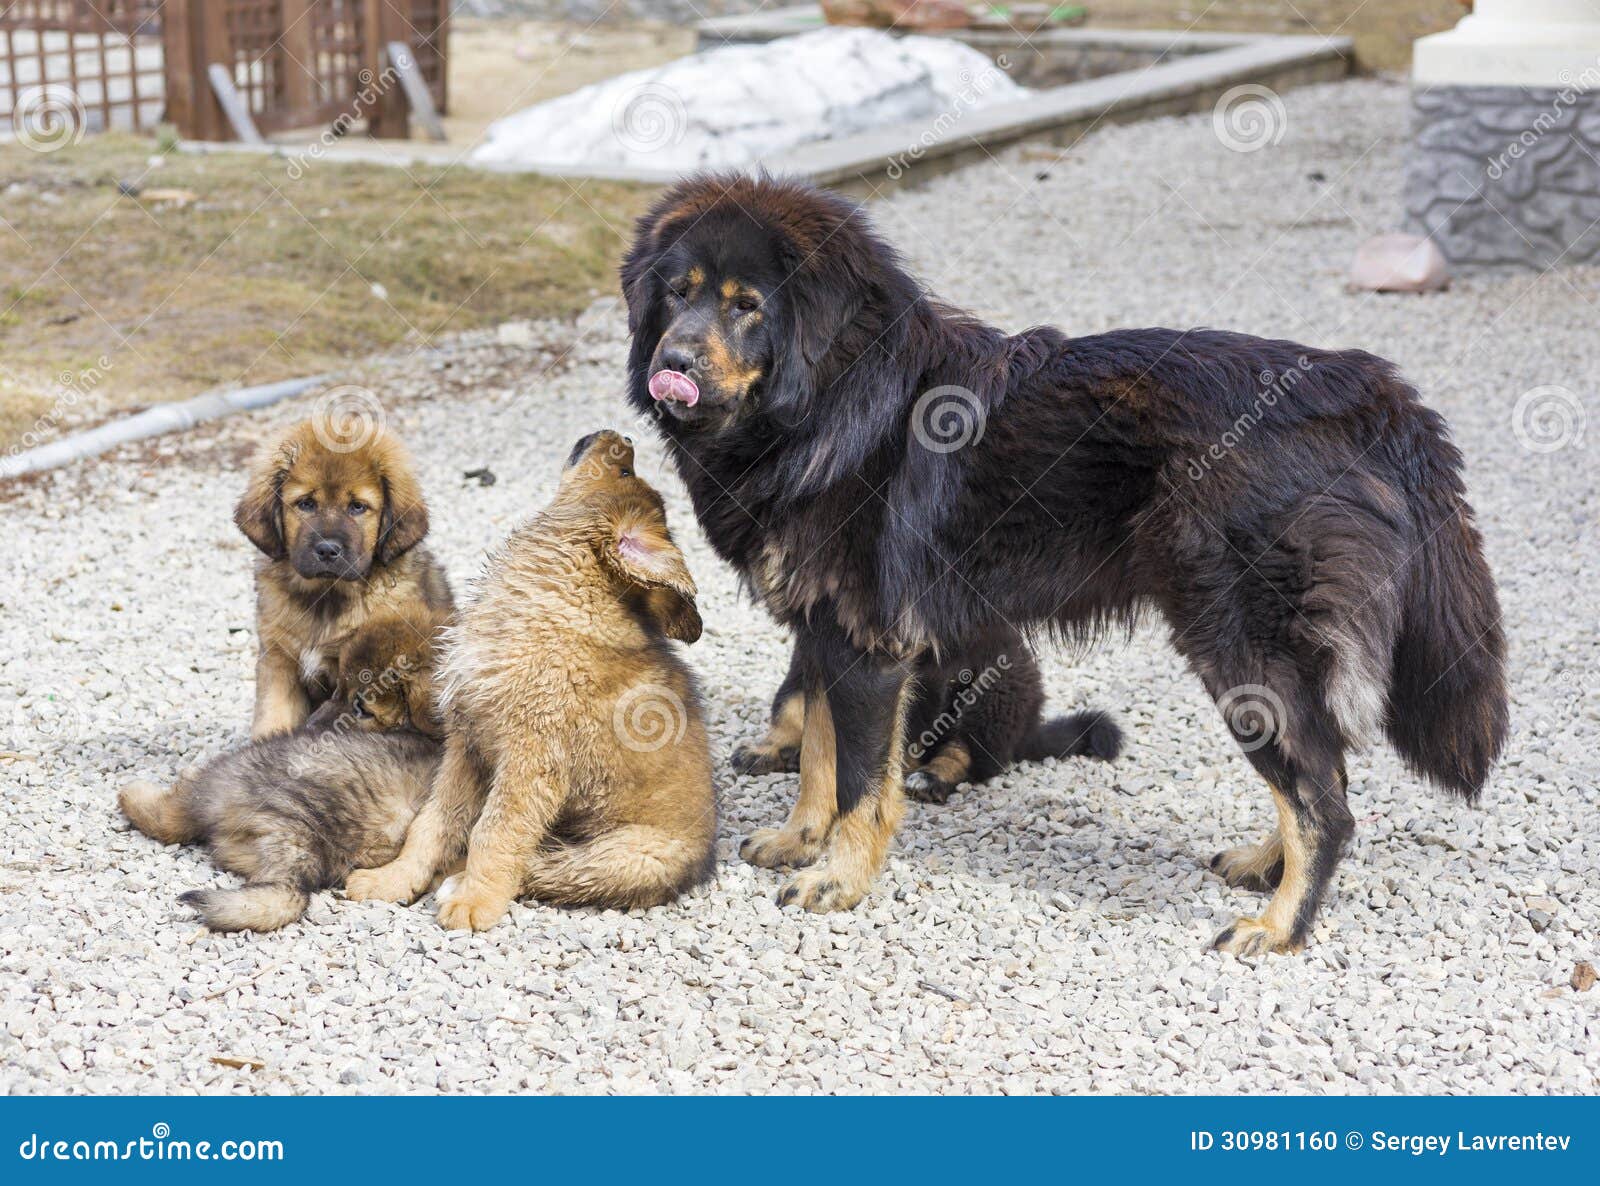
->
[733, 625, 1122, 804]
[622, 174, 1506, 955]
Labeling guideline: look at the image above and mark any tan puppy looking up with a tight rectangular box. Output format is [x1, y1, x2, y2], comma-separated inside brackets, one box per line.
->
[346, 430, 716, 929]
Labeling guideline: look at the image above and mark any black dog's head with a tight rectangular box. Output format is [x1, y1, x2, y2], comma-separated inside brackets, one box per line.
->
[620, 174, 921, 440]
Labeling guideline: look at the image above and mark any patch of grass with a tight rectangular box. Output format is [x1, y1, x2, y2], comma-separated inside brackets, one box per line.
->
[0, 135, 653, 449]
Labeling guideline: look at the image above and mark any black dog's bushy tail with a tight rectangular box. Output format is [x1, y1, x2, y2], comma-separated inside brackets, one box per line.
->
[1384, 502, 1508, 802]
[1018, 710, 1123, 763]
[179, 883, 309, 933]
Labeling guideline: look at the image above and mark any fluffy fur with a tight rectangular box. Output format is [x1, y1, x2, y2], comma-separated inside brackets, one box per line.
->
[621, 174, 1508, 954]
[118, 608, 449, 932]
[345, 431, 716, 929]
[735, 624, 1123, 804]
[234, 416, 453, 740]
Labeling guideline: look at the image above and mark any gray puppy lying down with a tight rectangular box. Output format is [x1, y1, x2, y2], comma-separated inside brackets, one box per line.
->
[119, 608, 447, 932]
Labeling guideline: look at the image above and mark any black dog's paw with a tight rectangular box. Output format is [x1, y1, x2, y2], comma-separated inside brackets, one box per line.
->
[731, 743, 799, 776]
[905, 770, 957, 804]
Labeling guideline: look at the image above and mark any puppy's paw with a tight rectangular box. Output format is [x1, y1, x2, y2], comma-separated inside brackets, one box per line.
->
[1211, 916, 1302, 958]
[436, 878, 510, 932]
[904, 770, 957, 804]
[740, 826, 823, 870]
[345, 862, 426, 905]
[731, 744, 800, 776]
[776, 866, 864, 913]
[1209, 845, 1283, 893]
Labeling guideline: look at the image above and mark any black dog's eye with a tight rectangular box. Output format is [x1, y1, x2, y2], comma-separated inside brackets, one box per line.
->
[294, 496, 316, 513]
[734, 296, 761, 314]
[348, 500, 368, 515]
[667, 280, 690, 301]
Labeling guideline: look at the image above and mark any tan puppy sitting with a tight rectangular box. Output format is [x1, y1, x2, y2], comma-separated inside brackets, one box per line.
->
[346, 430, 716, 929]
[234, 415, 452, 740]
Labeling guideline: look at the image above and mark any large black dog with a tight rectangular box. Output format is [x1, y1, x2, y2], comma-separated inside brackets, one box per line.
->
[622, 174, 1507, 955]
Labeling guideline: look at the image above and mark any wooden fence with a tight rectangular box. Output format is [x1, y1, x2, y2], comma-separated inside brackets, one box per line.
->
[0, 0, 447, 142]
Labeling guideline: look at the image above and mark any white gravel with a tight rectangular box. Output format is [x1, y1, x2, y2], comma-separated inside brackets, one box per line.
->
[2, 78, 1597, 1094]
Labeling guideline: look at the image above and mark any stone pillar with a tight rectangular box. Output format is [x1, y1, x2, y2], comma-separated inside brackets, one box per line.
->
[1406, 0, 1600, 267]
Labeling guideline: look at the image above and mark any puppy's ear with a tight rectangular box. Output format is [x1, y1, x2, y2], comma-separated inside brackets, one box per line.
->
[233, 443, 291, 559]
[377, 470, 429, 564]
[606, 513, 701, 644]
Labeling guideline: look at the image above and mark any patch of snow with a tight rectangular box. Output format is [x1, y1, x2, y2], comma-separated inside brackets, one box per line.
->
[469, 27, 1026, 172]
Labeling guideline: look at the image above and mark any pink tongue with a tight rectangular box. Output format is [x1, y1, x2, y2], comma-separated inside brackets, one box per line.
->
[649, 369, 699, 406]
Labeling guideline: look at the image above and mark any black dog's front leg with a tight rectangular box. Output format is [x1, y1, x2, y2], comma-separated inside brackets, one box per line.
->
[772, 616, 912, 913]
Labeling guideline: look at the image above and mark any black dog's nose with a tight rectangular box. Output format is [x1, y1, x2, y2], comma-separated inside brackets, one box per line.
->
[313, 540, 345, 563]
[659, 346, 696, 374]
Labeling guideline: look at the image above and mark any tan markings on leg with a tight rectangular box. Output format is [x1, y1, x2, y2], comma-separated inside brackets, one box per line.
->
[118, 779, 198, 845]
[920, 737, 972, 783]
[1210, 821, 1284, 892]
[347, 735, 478, 904]
[904, 737, 972, 803]
[740, 688, 837, 869]
[732, 690, 805, 774]
[1214, 789, 1309, 957]
[779, 682, 910, 912]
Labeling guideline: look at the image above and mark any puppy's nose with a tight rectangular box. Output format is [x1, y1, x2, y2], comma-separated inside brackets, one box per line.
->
[659, 346, 697, 374]
[313, 540, 345, 563]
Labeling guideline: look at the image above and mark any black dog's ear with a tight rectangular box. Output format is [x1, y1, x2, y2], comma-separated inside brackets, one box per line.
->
[762, 277, 859, 429]
[234, 445, 290, 559]
[377, 474, 429, 565]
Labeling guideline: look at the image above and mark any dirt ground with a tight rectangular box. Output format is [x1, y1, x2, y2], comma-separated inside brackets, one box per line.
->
[441, 18, 695, 145]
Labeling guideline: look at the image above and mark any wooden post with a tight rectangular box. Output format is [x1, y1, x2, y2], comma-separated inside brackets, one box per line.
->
[279, 0, 317, 119]
[161, 0, 229, 140]
[362, 0, 409, 139]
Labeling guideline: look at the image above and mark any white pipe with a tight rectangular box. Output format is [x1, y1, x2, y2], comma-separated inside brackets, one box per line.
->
[0, 373, 334, 481]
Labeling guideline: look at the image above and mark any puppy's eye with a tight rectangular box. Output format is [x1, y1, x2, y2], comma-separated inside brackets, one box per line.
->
[348, 500, 368, 515]
[294, 496, 316, 513]
[619, 468, 633, 478]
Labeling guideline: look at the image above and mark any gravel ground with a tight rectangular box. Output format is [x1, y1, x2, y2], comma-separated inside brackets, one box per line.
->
[3, 78, 1597, 1094]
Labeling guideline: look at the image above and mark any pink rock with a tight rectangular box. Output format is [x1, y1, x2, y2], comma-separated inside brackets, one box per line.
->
[1348, 233, 1450, 293]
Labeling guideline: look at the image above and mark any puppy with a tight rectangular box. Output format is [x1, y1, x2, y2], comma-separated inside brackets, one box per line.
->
[234, 415, 452, 740]
[119, 607, 449, 932]
[346, 430, 715, 930]
[734, 623, 1123, 804]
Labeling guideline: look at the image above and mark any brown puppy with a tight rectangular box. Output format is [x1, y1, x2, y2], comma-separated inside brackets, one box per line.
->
[234, 415, 453, 740]
[119, 607, 450, 932]
[346, 430, 715, 929]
